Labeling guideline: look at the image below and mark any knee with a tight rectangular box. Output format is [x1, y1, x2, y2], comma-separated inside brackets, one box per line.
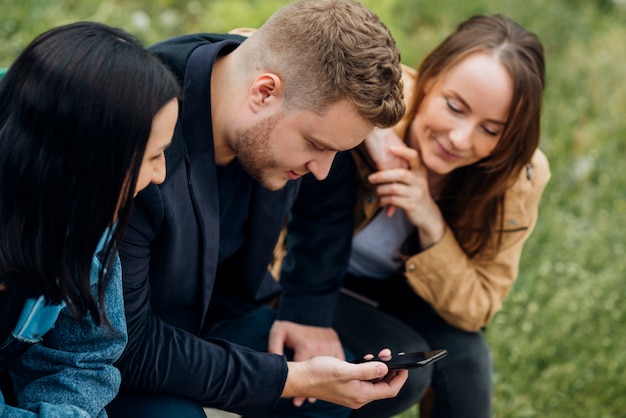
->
[106, 392, 207, 418]
[350, 368, 432, 418]
[430, 328, 490, 367]
[447, 338, 492, 375]
[430, 337, 492, 396]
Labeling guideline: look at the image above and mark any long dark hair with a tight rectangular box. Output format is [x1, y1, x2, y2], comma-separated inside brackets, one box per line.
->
[407, 14, 545, 258]
[0, 22, 179, 323]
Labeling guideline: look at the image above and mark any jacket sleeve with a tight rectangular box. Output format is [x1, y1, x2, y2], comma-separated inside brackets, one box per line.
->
[404, 150, 551, 331]
[7, 256, 127, 418]
[277, 151, 357, 326]
[115, 185, 286, 418]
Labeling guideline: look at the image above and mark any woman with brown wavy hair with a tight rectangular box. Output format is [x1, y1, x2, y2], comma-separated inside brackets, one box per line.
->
[339, 13, 549, 417]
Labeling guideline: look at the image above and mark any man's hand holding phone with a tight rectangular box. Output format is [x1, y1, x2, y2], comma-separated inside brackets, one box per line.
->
[283, 348, 409, 409]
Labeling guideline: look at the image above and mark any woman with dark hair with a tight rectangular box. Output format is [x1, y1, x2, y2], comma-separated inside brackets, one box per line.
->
[0, 21, 179, 417]
[275, 13, 550, 418]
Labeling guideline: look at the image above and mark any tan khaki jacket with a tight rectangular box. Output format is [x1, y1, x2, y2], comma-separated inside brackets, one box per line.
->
[350, 66, 551, 331]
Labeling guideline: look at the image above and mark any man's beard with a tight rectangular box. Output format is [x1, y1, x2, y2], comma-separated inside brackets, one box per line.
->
[230, 114, 283, 191]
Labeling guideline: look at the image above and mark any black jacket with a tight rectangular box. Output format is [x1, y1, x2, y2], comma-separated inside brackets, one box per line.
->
[114, 33, 356, 417]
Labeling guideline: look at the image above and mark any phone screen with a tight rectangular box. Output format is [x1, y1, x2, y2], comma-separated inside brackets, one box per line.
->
[351, 349, 448, 370]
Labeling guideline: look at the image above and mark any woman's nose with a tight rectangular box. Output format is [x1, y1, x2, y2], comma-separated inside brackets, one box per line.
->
[449, 123, 473, 150]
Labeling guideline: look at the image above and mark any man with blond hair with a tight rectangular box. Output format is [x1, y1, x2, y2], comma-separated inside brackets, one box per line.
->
[107, 1, 407, 417]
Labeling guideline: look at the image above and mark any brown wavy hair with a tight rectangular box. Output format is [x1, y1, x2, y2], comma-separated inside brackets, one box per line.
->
[406, 14, 545, 258]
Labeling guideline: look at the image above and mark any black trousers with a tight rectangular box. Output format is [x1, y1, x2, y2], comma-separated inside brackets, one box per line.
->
[335, 274, 493, 418]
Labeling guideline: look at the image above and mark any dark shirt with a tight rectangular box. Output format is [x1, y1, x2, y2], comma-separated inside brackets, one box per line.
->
[216, 159, 252, 263]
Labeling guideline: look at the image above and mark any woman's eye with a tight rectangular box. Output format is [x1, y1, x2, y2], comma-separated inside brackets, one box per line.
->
[483, 126, 500, 137]
[446, 99, 462, 114]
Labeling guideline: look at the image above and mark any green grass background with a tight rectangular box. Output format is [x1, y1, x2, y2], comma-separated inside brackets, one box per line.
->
[2, 0, 626, 416]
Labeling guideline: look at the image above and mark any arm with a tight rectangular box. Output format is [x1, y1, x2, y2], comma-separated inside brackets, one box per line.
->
[367, 140, 550, 331]
[366, 145, 446, 250]
[403, 150, 551, 331]
[8, 256, 127, 418]
[283, 352, 408, 410]
[364, 127, 409, 172]
[118, 184, 406, 415]
[115, 185, 287, 417]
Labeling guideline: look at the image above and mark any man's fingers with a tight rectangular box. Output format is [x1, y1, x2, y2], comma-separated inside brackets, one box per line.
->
[267, 329, 285, 355]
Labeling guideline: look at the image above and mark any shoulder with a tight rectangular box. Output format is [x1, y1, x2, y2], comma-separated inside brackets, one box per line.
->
[148, 33, 245, 53]
[148, 33, 245, 78]
[513, 148, 551, 194]
[510, 149, 551, 190]
[503, 149, 550, 227]
[529, 148, 551, 186]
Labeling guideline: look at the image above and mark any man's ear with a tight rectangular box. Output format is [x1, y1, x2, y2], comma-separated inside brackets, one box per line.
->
[249, 73, 283, 112]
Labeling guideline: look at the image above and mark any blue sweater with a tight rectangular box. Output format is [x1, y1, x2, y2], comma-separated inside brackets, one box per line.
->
[0, 234, 127, 417]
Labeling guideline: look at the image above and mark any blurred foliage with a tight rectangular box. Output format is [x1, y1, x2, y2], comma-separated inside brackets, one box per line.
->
[2, 0, 626, 417]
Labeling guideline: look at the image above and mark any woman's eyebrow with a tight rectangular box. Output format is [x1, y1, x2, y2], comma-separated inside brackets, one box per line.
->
[453, 93, 507, 125]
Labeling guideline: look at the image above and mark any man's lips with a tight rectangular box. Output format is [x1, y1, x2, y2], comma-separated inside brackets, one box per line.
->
[287, 170, 304, 180]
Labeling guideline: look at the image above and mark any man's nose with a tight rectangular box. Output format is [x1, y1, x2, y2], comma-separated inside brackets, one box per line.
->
[307, 150, 337, 181]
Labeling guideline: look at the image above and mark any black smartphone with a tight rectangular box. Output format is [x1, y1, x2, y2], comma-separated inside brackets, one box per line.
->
[351, 349, 448, 370]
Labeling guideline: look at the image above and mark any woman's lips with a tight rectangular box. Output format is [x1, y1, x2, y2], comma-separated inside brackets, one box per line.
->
[436, 140, 462, 161]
